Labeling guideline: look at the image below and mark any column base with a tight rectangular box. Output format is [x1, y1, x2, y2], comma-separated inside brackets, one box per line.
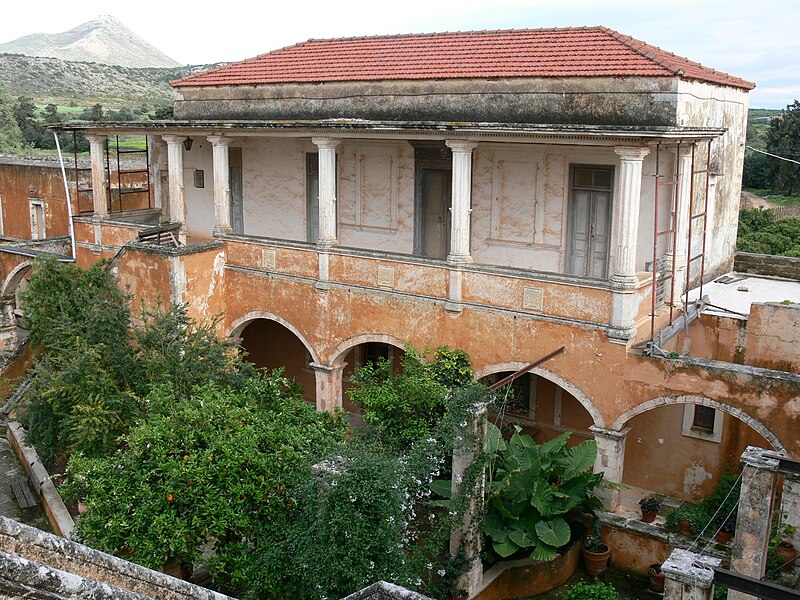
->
[447, 253, 473, 265]
[213, 225, 233, 237]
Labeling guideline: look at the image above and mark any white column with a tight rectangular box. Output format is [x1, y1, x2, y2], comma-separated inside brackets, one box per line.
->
[590, 426, 630, 511]
[310, 363, 344, 412]
[162, 135, 187, 243]
[612, 146, 650, 283]
[671, 146, 693, 303]
[208, 136, 233, 236]
[445, 140, 477, 264]
[85, 134, 108, 217]
[312, 137, 341, 248]
[662, 549, 720, 600]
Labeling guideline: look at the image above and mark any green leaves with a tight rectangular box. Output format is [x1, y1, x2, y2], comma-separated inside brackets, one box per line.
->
[484, 429, 604, 563]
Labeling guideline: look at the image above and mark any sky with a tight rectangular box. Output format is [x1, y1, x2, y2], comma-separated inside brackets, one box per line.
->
[1, 0, 797, 108]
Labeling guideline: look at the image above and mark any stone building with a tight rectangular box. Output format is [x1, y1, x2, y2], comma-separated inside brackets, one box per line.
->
[6, 26, 800, 504]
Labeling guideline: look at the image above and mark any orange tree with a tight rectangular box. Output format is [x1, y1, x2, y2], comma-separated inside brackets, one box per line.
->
[62, 376, 346, 593]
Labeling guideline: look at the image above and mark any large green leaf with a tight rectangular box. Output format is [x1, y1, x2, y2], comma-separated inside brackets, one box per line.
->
[493, 539, 519, 558]
[429, 479, 453, 499]
[530, 542, 558, 562]
[487, 421, 506, 453]
[509, 529, 535, 548]
[534, 518, 571, 548]
[559, 440, 597, 478]
[530, 480, 557, 516]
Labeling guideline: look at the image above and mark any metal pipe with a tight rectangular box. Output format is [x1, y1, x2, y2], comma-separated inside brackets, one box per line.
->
[488, 346, 565, 391]
[53, 131, 77, 261]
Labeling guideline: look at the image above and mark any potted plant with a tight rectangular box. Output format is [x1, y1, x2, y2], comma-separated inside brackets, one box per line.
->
[715, 517, 735, 544]
[770, 524, 797, 572]
[639, 497, 661, 523]
[666, 505, 707, 537]
[583, 519, 610, 576]
[648, 563, 665, 592]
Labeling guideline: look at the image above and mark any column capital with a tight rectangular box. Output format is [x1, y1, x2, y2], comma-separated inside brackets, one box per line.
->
[311, 137, 342, 150]
[614, 146, 650, 161]
[589, 426, 631, 441]
[207, 135, 234, 147]
[309, 362, 345, 374]
[84, 133, 107, 144]
[162, 134, 188, 145]
[741, 446, 781, 471]
[446, 140, 478, 153]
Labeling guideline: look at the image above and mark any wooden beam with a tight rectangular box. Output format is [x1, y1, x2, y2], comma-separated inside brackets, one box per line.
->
[488, 347, 565, 391]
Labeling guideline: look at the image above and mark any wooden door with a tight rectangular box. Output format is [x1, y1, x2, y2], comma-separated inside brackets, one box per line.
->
[417, 168, 451, 259]
[229, 147, 244, 234]
[568, 166, 613, 278]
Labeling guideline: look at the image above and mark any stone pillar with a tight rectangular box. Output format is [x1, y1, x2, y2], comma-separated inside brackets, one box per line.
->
[0, 297, 17, 352]
[729, 447, 780, 600]
[85, 134, 108, 217]
[609, 146, 649, 343]
[662, 549, 720, 600]
[590, 426, 629, 511]
[445, 140, 477, 264]
[779, 475, 800, 553]
[208, 136, 233, 236]
[311, 363, 344, 412]
[312, 138, 341, 248]
[162, 135, 188, 244]
[612, 146, 650, 282]
[450, 401, 488, 597]
[671, 146, 693, 304]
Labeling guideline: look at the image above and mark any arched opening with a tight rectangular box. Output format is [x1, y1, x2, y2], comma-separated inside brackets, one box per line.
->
[237, 318, 316, 404]
[479, 367, 598, 447]
[617, 397, 782, 501]
[340, 340, 406, 413]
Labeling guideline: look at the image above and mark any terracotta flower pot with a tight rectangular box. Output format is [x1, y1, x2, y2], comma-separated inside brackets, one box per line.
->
[583, 544, 610, 576]
[715, 530, 732, 544]
[777, 541, 797, 572]
[641, 509, 657, 523]
[678, 518, 693, 537]
[648, 564, 665, 592]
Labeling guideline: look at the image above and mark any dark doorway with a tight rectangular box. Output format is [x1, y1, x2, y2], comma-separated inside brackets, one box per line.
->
[567, 165, 613, 278]
[229, 147, 244, 234]
[414, 144, 452, 259]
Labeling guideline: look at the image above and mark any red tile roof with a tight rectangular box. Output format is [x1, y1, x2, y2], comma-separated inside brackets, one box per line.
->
[171, 26, 755, 90]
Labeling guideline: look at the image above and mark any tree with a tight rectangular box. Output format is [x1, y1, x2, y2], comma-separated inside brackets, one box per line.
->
[0, 84, 25, 152]
[43, 103, 62, 124]
[737, 208, 800, 256]
[764, 101, 800, 195]
[89, 103, 104, 122]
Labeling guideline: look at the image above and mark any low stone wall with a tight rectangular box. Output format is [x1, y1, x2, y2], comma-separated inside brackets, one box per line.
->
[5, 421, 73, 537]
[473, 537, 581, 600]
[0, 517, 233, 600]
[734, 252, 800, 280]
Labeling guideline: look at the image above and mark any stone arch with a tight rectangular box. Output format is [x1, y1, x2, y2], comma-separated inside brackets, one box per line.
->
[1, 260, 33, 298]
[227, 310, 320, 365]
[475, 361, 604, 428]
[612, 395, 786, 453]
[330, 333, 407, 368]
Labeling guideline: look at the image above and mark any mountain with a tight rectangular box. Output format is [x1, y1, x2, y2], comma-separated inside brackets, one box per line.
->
[0, 15, 180, 69]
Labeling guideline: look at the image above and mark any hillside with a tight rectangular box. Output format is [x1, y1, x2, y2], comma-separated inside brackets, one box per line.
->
[0, 53, 217, 106]
[0, 15, 179, 69]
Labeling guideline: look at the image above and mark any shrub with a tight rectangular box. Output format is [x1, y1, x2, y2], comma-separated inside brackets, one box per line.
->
[484, 425, 604, 561]
[347, 346, 473, 449]
[560, 580, 620, 600]
[62, 377, 345, 583]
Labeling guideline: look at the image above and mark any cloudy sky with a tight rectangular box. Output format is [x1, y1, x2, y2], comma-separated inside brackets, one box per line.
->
[1, 0, 797, 108]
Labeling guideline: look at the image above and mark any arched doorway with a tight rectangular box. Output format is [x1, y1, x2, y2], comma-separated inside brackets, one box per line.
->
[614, 396, 783, 500]
[231, 316, 317, 404]
[335, 336, 406, 413]
[477, 365, 600, 447]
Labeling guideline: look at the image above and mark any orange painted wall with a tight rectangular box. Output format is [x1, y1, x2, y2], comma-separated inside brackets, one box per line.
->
[0, 163, 72, 240]
[745, 302, 800, 372]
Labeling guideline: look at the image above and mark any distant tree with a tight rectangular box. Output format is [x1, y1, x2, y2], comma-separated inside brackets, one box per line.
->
[89, 103, 104, 122]
[743, 152, 771, 189]
[43, 103, 62, 124]
[737, 208, 800, 256]
[151, 104, 174, 120]
[764, 101, 800, 195]
[9, 94, 38, 150]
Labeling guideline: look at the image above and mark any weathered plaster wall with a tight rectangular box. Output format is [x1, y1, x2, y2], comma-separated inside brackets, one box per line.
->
[0, 162, 72, 240]
[745, 302, 800, 372]
[174, 76, 680, 125]
[677, 81, 749, 281]
[622, 402, 768, 499]
[181, 140, 214, 238]
[671, 314, 746, 363]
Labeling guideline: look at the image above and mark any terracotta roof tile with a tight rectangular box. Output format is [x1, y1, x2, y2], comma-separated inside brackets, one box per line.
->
[171, 27, 755, 90]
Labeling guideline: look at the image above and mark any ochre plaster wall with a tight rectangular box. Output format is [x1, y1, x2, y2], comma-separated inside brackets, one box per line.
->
[745, 302, 800, 372]
[0, 163, 72, 240]
[621, 403, 769, 499]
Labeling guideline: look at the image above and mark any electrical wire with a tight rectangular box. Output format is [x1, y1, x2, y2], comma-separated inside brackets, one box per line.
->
[746, 145, 800, 166]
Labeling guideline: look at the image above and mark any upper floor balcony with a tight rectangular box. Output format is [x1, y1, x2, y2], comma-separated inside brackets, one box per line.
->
[66, 120, 729, 345]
